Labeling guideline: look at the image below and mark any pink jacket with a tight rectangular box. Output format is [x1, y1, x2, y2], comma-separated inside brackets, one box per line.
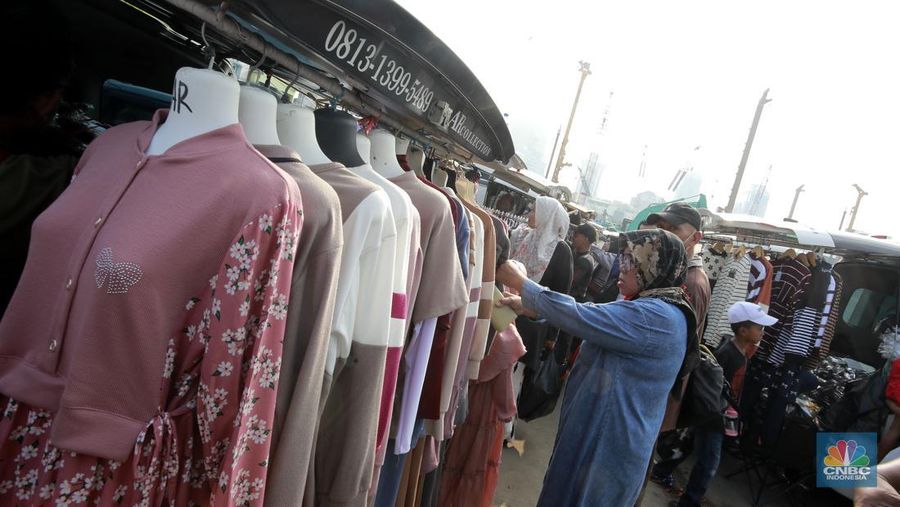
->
[0, 110, 302, 461]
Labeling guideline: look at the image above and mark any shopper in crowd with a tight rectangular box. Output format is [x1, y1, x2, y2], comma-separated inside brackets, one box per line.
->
[508, 196, 573, 365]
[660, 302, 776, 507]
[0, 0, 78, 316]
[570, 224, 599, 303]
[496, 229, 697, 506]
[554, 223, 599, 369]
[640, 203, 712, 496]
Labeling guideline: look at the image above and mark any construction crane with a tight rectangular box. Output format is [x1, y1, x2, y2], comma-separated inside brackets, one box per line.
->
[552, 61, 592, 183]
[748, 164, 772, 215]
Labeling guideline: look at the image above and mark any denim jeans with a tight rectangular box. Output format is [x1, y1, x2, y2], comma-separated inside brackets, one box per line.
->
[677, 428, 724, 507]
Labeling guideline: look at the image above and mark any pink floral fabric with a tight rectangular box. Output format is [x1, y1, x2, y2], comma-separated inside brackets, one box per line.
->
[0, 203, 302, 506]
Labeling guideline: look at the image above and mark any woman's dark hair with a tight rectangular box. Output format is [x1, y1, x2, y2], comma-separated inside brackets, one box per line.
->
[574, 224, 597, 244]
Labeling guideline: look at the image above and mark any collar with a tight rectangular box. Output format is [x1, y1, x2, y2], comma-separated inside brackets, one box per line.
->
[254, 144, 302, 163]
[137, 109, 249, 158]
[308, 161, 346, 175]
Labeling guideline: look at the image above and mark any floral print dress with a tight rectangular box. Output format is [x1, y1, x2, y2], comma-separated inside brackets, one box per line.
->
[0, 204, 302, 506]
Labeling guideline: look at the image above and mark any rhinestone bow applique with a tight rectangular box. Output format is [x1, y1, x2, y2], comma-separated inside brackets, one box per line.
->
[95, 247, 143, 294]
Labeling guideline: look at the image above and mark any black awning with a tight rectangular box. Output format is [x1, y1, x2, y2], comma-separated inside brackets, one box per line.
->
[223, 0, 515, 163]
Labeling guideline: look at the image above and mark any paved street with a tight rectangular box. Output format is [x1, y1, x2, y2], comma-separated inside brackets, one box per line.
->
[493, 397, 851, 506]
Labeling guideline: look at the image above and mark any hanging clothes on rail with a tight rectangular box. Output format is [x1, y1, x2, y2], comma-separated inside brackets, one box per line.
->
[374, 171, 467, 507]
[805, 272, 843, 370]
[438, 324, 526, 507]
[747, 252, 774, 310]
[0, 111, 303, 506]
[256, 146, 343, 507]
[700, 245, 728, 289]
[702, 252, 752, 348]
[307, 161, 397, 507]
[755, 255, 812, 363]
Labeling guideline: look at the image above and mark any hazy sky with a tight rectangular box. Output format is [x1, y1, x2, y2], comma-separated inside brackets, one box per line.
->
[398, 0, 900, 236]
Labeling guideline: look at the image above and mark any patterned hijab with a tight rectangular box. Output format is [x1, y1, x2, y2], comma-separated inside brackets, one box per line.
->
[510, 196, 569, 281]
[617, 229, 699, 398]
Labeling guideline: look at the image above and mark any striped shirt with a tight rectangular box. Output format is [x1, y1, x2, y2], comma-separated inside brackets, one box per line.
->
[767, 268, 832, 364]
[756, 257, 811, 362]
[702, 254, 753, 348]
[805, 272, 843, 369]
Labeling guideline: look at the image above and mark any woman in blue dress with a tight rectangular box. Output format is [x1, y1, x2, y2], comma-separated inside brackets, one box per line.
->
[496, 229, 698, 506]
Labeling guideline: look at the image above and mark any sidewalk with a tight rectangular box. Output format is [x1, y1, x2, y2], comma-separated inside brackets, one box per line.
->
[493, 400, 850, 506]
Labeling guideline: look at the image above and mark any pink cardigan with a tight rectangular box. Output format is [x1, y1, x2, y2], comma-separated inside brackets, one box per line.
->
[0, 110, 302, 461]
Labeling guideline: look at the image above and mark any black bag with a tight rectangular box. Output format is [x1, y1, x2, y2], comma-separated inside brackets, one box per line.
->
[677, 344, 726, 429]
[517, 350, 563, 422]
[517, 315, 553, 371]
[821, 365, 888, 434]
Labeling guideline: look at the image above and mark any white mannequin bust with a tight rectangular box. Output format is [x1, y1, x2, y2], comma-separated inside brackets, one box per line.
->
[395, 137, 410, 157]
[276, 103, 331, 165]
[370, 129, 405, 178]
[147, 67, 240, 156]
[238, 85, 281, 145]
[356, 132, 372, 163]
[432, 166, 449, 187]
[408, 148, 426, 178]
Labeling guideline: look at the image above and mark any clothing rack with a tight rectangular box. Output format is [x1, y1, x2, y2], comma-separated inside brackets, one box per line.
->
[487, 207, 526, 230]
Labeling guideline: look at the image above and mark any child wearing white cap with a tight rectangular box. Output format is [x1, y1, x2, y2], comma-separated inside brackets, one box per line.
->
[669, 302, 777, 507]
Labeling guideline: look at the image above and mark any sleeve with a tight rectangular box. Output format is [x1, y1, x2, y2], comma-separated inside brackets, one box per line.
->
[411, 209, 467, 323]
[520, 279, 677, 356]
[571, 255, 594, 300]
[194, 202, 303, 506]
[714, 345, 744, 387]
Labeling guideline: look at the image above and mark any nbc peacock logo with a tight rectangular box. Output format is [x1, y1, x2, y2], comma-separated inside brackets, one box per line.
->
[817, 433, 876, 487]
[823, 439, 870, 468]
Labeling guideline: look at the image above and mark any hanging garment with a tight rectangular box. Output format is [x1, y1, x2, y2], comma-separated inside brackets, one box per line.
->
[700, 247, 728, 287]
[255, 146, 343, 507]
[464, 202, 497, 382]
[807, 272, 838, 363]
[702, 254, 752, 348]
[805, 272, 843, 370]
[444, 218, 487, 439]
[756, 257, 811, 362]
[767, 267, 830, 365]
[757, 256, 774, 310]
[385, 171, 468, 451]
[345, 163, 421, 474]
[424, 211, 482, 441]
[0, 112, 303, 505]
[438, 325, 526, 507]
[415, 182, 469, 431]
[306, 162, 397, 507]
[747, 254, 773, 308]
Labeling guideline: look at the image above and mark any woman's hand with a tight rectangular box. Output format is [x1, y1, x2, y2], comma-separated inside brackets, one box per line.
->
[498, 292, 538, 319]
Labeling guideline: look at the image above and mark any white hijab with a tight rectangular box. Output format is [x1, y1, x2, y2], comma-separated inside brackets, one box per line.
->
[510, 196, 570, 281]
